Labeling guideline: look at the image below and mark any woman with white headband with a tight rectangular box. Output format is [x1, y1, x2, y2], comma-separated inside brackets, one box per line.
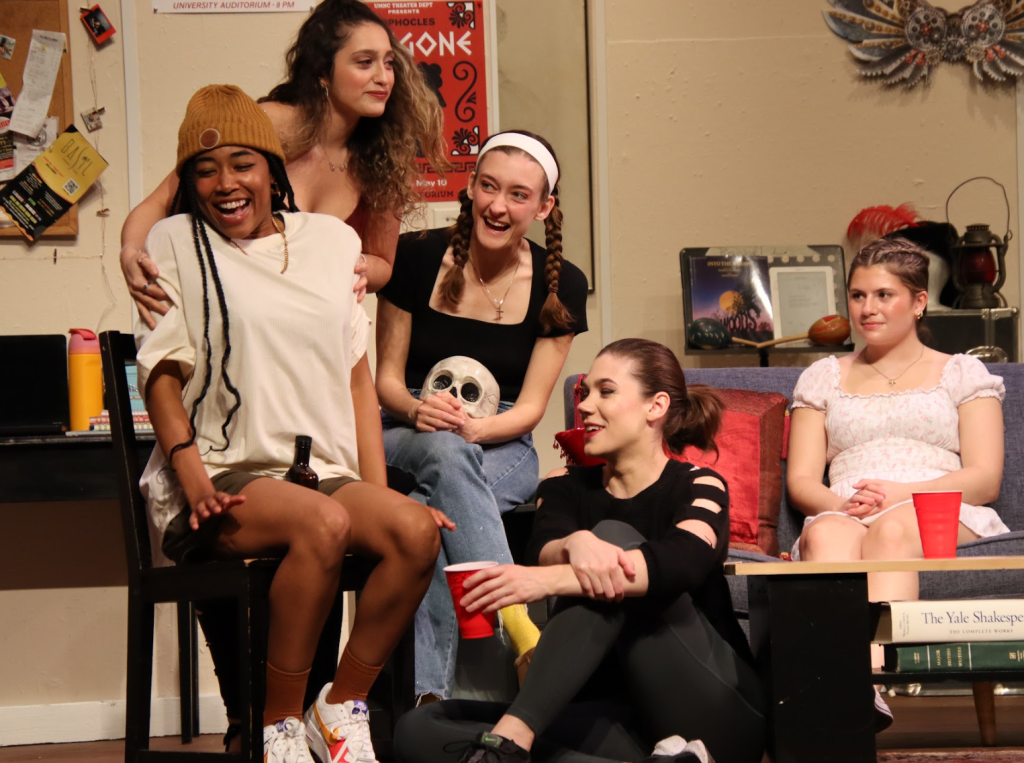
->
[376, 130, 589, 702]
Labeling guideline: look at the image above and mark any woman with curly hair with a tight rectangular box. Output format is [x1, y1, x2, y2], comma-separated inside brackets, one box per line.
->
[375, 130, 589, 702]
[120, 0, 447, 327]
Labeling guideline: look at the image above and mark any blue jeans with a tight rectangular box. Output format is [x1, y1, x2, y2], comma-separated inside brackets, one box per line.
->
[381, 397, 539, 698]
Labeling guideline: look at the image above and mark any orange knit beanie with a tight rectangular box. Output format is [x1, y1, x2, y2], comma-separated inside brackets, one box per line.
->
[176, 84, 284, 175]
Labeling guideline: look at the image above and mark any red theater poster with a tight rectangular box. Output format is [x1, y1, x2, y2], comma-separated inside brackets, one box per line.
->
[369, 1, 490, 202]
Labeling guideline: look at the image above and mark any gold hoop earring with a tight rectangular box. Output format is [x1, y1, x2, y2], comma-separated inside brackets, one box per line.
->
[917, 312, 924, 320]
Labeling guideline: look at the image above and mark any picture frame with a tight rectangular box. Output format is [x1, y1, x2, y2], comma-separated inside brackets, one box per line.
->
[81, 5, 115, 45]
[680, 245, 850, 358]
[769, 266, 837, 346]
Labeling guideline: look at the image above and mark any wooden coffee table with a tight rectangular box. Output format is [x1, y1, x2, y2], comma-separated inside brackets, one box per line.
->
[726, 557, 1024, 763]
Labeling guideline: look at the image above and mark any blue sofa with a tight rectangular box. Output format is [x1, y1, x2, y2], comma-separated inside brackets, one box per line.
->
[564, 363, 1024, 621]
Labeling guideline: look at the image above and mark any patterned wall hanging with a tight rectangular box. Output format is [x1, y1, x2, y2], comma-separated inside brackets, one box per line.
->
[824, 0, 1024, 86]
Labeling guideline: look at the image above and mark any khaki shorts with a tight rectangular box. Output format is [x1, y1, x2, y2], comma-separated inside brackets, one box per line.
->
[211, 470, 358, 496]
[161, 471, 359, 564]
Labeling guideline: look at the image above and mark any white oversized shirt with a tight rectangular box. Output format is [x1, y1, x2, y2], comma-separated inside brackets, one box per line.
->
[135, 211, 370, 563]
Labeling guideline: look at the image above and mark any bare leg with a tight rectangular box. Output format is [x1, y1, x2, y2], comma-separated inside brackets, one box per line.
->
[861, 505, 924, 607]
[862, 505, 981, 598]
[798, 515, 877, 663]
[325, 480, 440, 704]
[797, 514, 867, 562]
[215, 478, 351, 673]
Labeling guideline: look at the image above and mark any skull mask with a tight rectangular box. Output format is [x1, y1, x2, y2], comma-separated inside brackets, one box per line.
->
[420, 356, 500, 418]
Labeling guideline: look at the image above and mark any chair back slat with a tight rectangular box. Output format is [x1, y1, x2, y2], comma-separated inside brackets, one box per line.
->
[100, 331, 153, 573]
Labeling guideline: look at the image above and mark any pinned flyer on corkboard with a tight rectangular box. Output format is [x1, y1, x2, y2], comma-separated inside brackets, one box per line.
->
[368, 1, 491, 202]
[0, 125, 108, 241]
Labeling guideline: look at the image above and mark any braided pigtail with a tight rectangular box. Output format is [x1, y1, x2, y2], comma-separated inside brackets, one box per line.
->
[169, 181, 184, 216]
[166, 160, 243, 461]
[168, 165, 214, 462]
[267, 154, 298, 212]
[195, 214, 243, 451]
[437, 187, 473, 307]
[538, 190, 573, 334]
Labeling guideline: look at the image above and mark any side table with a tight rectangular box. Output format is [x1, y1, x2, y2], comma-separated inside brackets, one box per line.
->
[726, 557, 1024, 763]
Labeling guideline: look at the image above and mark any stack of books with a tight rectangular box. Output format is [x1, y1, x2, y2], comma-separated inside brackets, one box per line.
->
[873, 599, 1024, 673]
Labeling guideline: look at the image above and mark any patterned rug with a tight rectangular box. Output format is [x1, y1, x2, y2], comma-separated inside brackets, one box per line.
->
[879, 751, 1024, 762]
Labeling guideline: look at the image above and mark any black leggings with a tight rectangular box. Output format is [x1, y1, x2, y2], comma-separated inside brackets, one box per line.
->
[395, 521, 765, 763]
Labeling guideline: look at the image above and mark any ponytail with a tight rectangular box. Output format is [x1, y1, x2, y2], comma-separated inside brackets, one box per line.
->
[665, 384, 722, 456]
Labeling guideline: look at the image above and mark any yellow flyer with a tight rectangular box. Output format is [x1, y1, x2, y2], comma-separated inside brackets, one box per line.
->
[33, 126, 108, 203]
[0, 125, 107, 241]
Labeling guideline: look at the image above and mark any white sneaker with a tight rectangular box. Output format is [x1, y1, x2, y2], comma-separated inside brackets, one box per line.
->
[649, 735, 713, 762]
[264, 717, 315, 763]
[304, 683, 376, 763]
[874, 687, 894, 733]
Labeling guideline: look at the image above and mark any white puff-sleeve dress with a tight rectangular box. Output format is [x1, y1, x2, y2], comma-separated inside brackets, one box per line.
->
[789, 353, 1009, 559]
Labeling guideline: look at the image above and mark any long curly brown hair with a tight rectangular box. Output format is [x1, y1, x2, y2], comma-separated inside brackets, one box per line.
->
[438, 130, 573, 334]
[262, 0, 449, 217]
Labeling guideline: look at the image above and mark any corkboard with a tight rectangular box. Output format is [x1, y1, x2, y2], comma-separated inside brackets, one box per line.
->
[0, 0, 76, 239]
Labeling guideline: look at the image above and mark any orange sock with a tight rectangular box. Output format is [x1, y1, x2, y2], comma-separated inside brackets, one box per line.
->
[263, 662, 310, 726]
[326, 648, 384, 703]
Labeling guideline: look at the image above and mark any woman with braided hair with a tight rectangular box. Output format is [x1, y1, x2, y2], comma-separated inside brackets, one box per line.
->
[120, 0, 448, 328]
[376, 130, 589, 702]
[138, 85, 441, 763]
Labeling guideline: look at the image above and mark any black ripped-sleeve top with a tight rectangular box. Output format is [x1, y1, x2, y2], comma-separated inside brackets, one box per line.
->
[526, 459, 753, 665]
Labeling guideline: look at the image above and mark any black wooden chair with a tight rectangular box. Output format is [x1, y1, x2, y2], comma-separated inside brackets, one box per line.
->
[100, 331, 412, 762]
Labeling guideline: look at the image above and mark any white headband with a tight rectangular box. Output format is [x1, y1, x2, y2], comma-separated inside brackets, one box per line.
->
[478, 133, 559, 192]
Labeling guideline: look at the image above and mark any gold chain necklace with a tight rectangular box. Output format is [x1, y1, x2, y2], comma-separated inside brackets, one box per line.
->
[471, 253, 521, 321]
[864, 347, 925, 388]
[227, 215, 289, 274]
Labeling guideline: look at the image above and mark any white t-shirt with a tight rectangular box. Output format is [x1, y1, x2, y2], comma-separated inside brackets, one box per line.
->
[135, 211, 370, 563]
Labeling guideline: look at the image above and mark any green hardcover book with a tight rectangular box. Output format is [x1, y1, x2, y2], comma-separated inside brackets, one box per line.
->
[884, 641, 1024, 672]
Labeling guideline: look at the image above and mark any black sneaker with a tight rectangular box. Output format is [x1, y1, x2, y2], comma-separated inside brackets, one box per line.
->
[457, 732, 531, 763]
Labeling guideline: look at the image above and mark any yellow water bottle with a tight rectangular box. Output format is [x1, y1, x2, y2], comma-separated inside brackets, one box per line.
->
[68, 328, 103, 431]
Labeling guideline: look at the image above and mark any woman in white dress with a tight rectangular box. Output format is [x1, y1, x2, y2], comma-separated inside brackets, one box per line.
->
[786, 236, 1009, 725]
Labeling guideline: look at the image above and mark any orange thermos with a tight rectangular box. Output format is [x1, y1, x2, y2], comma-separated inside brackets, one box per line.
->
[68, 328, 103, 431]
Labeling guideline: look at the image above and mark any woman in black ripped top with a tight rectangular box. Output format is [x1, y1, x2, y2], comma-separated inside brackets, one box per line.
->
[394, 338, 766, 763]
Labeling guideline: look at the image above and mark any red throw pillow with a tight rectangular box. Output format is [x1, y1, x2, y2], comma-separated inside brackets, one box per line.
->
[678, 389, 789, 556]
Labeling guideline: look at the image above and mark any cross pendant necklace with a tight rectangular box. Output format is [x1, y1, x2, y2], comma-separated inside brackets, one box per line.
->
[472, 253, 520, 321]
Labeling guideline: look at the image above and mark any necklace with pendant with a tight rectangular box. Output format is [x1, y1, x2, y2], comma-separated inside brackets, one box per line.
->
[471, 253, 521, 321]
[227, 215, 290, 274]
[322, 142, 348, 172]
[864, 347, 925, 388]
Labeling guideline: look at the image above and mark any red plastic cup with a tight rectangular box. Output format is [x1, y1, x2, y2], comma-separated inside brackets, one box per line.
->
[445, 561, 499, 639]
[912, 491, 962, 559]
